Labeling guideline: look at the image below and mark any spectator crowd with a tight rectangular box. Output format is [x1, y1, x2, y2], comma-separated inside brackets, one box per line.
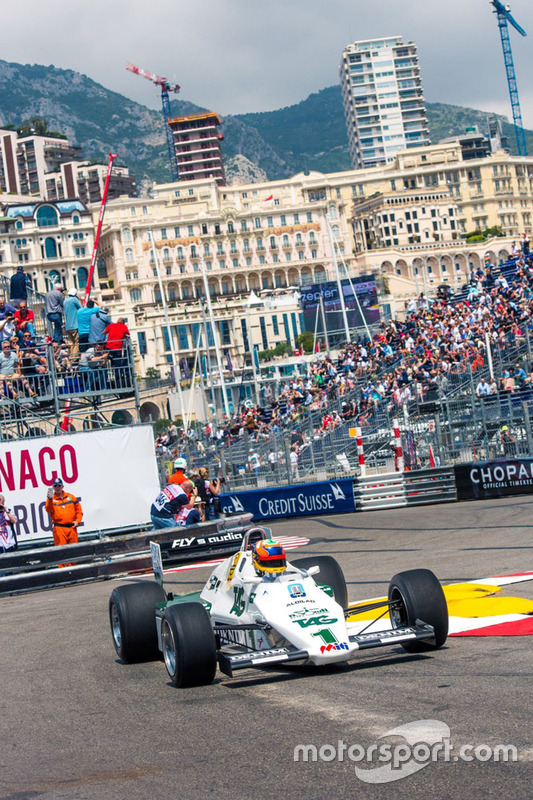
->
[156, 242, 533, 477]
[0, 266, 131, 405]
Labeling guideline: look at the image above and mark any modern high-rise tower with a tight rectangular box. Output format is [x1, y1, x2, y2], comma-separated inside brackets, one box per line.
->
[340, 36, 430, 169]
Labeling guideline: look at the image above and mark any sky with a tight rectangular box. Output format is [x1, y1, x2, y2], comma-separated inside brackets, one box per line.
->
[2, 0, 533, 127]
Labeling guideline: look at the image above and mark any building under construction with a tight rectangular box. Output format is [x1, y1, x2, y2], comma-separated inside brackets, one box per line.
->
[168, 112, 226, 185]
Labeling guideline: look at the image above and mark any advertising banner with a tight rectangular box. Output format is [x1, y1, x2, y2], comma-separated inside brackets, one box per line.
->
[455, 458, 533, 501]
[300, 275, 380, 335]
[219, 478, 356, 521]
[0, 426, 160, 545]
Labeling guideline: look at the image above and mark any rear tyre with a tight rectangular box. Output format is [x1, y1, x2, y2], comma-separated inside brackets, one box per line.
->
[388, 569, 448, 652]
[161, 603, 217, 688]
[292, 555, 348, 609]
[109, 582, 166, 663]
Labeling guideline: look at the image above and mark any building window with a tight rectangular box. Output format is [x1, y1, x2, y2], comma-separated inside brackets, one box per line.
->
[259, 316, 268, 350]
[272, 315, 279, 336]
[191, 245, 197, 257]
[161, 228, 167, 240]
[232, 258, 238, 268]
[36, 206, 59, 228]
[241, 220, 248, 232]
[281, 215, 286, 225]
[44, 237, 58, 259]
[130, 288, 142, 302]
[137, 331, 147, 354]
[267, 216, 273, 227]
[174, 226, 181, 237]
[188, 225, 194, 236]
[77, 267, 88, 290]
[228, 222, 234, 233]
[204, 244, 210, 256]
[72, 214, 80, 225]
[306, 212, 312, 223]
[254, 217, 261, 229]
[293, 213, 300, 224]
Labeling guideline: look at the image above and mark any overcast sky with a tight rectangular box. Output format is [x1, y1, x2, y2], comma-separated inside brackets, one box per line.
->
[3, 0, 533, 126]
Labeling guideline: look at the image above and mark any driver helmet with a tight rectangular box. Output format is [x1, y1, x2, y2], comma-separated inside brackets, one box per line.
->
[252, 539, 287, 576]
[173, 457, 187, 470]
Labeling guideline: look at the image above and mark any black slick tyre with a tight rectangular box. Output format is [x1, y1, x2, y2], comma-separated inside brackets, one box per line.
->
[109, 582, 166, 663]
[388, 568, 448, 652]
[292, 555, 348, 609]
[161, 603, 217, 688]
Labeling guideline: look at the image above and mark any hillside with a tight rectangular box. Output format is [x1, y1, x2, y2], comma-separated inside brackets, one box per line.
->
[0, 59, 531, 189]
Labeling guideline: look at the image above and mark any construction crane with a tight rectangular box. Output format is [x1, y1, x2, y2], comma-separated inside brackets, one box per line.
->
[490, 1, 528, 156]
[126, 63, 180, 181]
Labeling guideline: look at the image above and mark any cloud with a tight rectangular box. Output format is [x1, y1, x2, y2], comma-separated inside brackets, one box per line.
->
[1, 0, 532, 126]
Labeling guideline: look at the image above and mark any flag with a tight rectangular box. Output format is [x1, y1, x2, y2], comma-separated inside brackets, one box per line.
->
[264, 195, 274, 202]
[298, 345, 303, 356]
[315, 340, 320, 353]
[180, 357, 190, 379]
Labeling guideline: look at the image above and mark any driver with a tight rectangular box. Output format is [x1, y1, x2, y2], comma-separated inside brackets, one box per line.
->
[251, 539, 287, 577]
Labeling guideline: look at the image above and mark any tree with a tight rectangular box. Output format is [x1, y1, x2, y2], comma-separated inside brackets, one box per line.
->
[17, 116, 67, 139]
[296, 331, 314, 353]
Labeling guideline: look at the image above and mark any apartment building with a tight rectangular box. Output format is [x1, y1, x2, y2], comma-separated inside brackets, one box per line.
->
[0, 129, 136, 203]
[0, 199, 95, 295]
[340, 36, 430, 169]
[91, 137, 533, 372]
[168, 112, 226, 185]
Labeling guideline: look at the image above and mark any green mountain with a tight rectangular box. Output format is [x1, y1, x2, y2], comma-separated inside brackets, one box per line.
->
[0, 59, 531, 189]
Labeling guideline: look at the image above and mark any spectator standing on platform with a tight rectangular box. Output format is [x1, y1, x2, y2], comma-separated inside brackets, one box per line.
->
[0, 494, 18, 553]
[14, 302, 35, 339]
[103, 316, 130, 362]
[64, 288, 82, 358]
[77, 299, 99, 352]
[89, 306, 111, 345]
[9, 266, 30, 308]
[45, 283, 64, 343]
[45, 477, 83, 546]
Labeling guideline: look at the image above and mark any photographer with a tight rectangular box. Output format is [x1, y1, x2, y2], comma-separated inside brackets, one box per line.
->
[0, 311, 18, 343]
[0, 494, 18, 553]
[197, 467, 222, 521]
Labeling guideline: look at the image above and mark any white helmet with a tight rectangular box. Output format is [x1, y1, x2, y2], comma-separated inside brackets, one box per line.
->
[173, 458, 187, 470]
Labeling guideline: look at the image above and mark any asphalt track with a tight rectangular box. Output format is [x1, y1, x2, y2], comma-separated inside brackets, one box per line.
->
[1, 496, 533, 800]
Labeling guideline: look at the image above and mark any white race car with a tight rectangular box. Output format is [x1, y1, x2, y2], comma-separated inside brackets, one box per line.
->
[109, 527, 448, 688]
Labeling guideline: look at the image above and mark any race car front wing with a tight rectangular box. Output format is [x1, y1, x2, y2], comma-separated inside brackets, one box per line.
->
[217, 622, 436, 676]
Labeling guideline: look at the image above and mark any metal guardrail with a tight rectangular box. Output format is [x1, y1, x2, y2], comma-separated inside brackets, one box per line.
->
[0, 513, 253, 595]
[354, 467, 457, 511]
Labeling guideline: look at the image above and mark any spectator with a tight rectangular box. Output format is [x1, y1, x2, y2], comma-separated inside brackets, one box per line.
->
[103, 316, 130, 385]
[476, 377, 490, 398]
[76, 298, 99, 352]
[45, 283, 65, 343]
[0, 340, 22, 399]
[0, 296, 16, 321]
[500, 425, 516, 457]
[44, 477, 83, 546]
[78, 342, 110, 391]
[14, 302, 35, 339]
[0, 311, 17, 343]
[290, 445, 300, 479]
[197, 466, 221, 521]
[0, 494, 18, 553]
[63, 288, 82, 358]
[89, 305, 111, 345]
[9, 265, 31, 308]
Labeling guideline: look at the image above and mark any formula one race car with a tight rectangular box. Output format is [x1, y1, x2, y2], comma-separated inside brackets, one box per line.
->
[109, 527, 448, 688]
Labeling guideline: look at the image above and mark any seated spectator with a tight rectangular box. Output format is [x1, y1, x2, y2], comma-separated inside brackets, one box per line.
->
[79, 341, 110, 391]
[0, 311, 17, 342]
[0, 296, 16, 321]
[14, 302, 35, 339]
[51, 341, 72, 374]
[0, 340, 35, 399]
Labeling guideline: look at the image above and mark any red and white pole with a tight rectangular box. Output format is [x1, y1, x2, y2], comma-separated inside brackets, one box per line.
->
[84, 152, 118, 306]
[355, 426, 366, 477]
[392, 418, 404, 472]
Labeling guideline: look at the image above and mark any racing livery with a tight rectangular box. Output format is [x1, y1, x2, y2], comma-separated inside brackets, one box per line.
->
[109, 527, 448, 688]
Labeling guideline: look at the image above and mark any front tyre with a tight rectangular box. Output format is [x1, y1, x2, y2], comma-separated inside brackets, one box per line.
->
[388, 569, 448, 652]
[109, 582, 166, 663]
[292, 555, 348, 609]
[161, 603, 217, 688]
